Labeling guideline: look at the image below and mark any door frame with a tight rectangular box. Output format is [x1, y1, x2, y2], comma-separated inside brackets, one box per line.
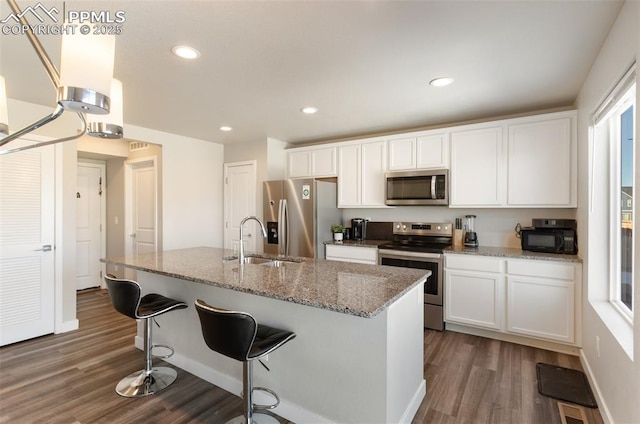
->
[223, 160, 257, 252]
[76, 158, 107, 288]
[124, 155, 158, 257]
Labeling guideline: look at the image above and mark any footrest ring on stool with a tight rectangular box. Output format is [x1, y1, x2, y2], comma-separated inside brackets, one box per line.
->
[252, 386, 280, 410]
[151, 344, 175, 359]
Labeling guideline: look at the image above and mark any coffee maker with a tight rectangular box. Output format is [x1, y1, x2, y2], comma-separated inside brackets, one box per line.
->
[351, 218, 367, 241]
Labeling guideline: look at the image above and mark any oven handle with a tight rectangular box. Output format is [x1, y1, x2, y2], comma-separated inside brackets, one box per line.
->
[378, 249, 443, 260]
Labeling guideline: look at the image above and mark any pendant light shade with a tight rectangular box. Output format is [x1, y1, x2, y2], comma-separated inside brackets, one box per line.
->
[88, 78, 123, 139]
[0, 75, 8, 137]
[58, 27, 115, 115]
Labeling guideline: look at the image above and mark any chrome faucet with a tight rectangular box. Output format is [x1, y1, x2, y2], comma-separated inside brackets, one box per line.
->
[238, 216, 268, 265]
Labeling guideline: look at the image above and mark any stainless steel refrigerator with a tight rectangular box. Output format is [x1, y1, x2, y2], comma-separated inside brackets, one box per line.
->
[263, 179, 341, 258]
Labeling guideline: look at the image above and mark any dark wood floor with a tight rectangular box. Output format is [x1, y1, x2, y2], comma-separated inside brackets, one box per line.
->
[0, 290, 603, 424]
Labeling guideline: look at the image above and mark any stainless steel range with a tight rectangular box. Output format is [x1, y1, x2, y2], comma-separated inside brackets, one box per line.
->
[378, 222, 452, 331]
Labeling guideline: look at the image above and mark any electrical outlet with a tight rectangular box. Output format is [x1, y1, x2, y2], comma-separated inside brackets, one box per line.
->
[596, 336, 600, 358]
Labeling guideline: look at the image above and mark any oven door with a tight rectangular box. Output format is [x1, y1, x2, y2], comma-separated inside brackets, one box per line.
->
[378, 249, 443, 330]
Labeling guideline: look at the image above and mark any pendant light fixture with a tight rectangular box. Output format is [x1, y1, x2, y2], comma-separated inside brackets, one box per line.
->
[0, 75, 8, 137]
[0, 0, 120, 155]
[58, 24, 115, 115]
[88, 79, 124, 139]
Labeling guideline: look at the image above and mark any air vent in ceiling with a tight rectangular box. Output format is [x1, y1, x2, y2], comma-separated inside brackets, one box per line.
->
[129, 141, 149, 152]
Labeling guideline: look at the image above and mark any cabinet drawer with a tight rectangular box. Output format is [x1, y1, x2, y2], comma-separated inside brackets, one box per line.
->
[325, 245, 378, 264]
[445, 255, 503, 273]
[506, 259, 575, 280]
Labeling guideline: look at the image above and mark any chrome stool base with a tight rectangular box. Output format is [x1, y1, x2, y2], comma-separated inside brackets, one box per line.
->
[115, 366, 178, 398]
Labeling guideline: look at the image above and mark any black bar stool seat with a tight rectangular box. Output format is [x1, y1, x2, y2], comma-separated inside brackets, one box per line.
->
[105, 275, 188, 398]
[195, 299, 296, 424]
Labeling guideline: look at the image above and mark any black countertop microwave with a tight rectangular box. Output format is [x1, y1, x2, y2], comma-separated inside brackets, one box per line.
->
[520, 219, 578, 255]
[385, 169, 448, 206]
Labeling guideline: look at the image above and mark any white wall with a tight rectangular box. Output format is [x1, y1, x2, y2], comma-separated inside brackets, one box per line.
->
[575, 2, 639, 423]
[125, 124, 225, 250]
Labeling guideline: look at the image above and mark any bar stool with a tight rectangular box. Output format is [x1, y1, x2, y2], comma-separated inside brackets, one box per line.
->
[195, 299, 296, 424]
[105, 274, 188, 398]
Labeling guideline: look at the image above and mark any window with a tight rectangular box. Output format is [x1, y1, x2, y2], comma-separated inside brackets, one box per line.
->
[616, 99, 634, 314]
[594, 70, 635, 319]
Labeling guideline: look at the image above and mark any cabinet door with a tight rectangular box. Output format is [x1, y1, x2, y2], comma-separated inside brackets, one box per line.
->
[507, 117, 573, 206]
[311, 147, 337, 177]
[416, 133, 448, 169]
[507, 275, 574, 343]
[388, 137, 416, 170]
[450, 127, 504, 206]
[445, 269, 503, 330]
[288, 150, 311, 178]
[337, 144, 361, 207]
[361, 141, 387, 206]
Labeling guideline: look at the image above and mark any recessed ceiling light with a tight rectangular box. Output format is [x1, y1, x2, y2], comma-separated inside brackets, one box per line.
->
[429, 77, 454, 87]
[171, 45, 200, 59]
[219, 126, 232, 132]
[301, 106, 318, 114]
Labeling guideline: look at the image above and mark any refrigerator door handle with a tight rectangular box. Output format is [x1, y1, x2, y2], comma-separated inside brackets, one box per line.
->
[281, 199, 289, 256]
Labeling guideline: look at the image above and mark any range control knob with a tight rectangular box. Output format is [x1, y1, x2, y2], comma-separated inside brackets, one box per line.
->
[402, 224, 407, 230]
[437, 225, 441, 230]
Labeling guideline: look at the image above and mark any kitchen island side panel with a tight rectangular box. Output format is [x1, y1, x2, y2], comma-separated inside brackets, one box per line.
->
[136, 271, 424, 424]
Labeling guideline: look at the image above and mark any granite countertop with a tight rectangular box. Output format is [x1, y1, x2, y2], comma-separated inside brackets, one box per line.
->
[444, 245, 583, 263]
[324, 239, 389, 248]
[101, 247, 429, 318]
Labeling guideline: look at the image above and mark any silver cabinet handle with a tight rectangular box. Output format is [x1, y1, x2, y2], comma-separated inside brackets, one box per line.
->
[33, 245, 52, 252]
[129, 233, 136, 237]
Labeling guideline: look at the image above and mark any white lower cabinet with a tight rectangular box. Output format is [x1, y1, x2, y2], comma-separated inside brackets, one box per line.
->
[445, 255, 504, 330]
[445, 254, 580, 346]
[506, 259, 577, 343]
[325, 244, 378, 265]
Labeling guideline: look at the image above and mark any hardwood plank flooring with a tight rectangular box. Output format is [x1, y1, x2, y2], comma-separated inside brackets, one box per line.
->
[0, 290, 604, 424]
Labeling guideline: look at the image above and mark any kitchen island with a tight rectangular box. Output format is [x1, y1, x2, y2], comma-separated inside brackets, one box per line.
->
[102, 247, 429, 424]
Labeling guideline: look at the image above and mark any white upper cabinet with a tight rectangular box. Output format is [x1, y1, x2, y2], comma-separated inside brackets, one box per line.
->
[507, 114, 576, 207]
[338, 140, 388, 208]
[450, 110, 576, 208]
[287, 146, 337, 178]
[450, 126, 504, 206]
[388, 137, 416, 170]
[388, 131, 449, 171]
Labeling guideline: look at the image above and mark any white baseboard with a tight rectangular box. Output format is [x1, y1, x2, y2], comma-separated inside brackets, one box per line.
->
[399, 379, 426, 424]
[579, 351, 613, 424]
[55, 319, 79, 333]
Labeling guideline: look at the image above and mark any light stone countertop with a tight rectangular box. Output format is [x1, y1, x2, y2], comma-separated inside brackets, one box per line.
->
[444, 245, 583, 263]
[101, 246, 429, 318]
[324, 239, 389, 248]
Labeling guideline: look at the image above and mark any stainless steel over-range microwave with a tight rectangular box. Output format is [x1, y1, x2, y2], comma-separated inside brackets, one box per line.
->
[385, 169, 448, 206]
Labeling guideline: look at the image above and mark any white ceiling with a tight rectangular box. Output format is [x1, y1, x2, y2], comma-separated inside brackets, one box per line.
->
[0, 0, 624, 146]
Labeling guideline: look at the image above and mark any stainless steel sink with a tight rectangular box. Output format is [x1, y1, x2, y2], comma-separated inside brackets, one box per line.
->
[242, 256, 273, 265]
[261, 260, 286, 268]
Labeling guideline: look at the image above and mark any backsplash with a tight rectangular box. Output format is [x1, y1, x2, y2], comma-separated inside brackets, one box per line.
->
[341, 207, 577, 248]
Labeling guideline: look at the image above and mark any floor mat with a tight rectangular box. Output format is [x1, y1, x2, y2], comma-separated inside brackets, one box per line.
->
[536, 363, 598, 408]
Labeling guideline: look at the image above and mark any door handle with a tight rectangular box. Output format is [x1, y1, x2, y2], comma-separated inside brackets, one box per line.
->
[33, 245, 52, 252]
[129, 233, 136, 238]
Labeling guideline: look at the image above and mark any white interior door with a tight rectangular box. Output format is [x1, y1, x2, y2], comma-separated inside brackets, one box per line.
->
[224, 161, 257, 253]
[76, 162, 104, 290]
[0, 143, 55, 346]
[125, 157, 157, 256]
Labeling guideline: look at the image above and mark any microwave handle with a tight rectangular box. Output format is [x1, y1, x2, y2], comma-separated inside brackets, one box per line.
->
[555, 232, 564, 252]
[430, 176, 436, 200]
